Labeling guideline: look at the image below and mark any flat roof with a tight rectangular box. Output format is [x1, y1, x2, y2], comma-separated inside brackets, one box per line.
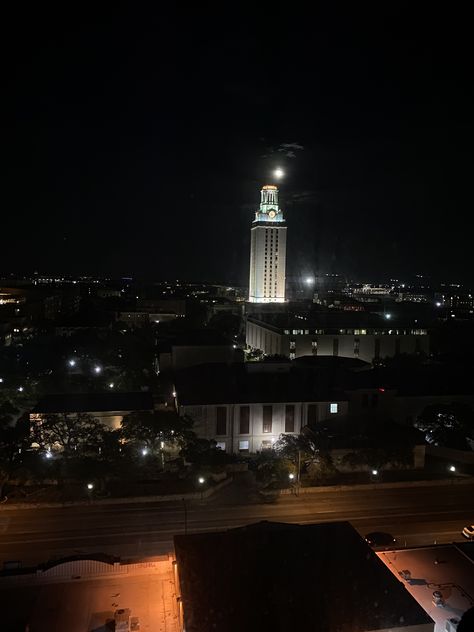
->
[0, 558, 179, 632]
[174, 520, 433, 632]
[378, 545, 474, 632]
[32, 391, 154, 414]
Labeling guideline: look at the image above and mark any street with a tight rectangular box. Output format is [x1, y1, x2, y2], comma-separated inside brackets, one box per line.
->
[0, 481, 473, 568]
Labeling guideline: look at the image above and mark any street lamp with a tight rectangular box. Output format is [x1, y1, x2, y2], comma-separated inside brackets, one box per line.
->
[449, 465, 456, 473]
[87, 482, 94, 491]
[288, 473, 295, 480]
[371, 469, 378, 476]
[108, 382, 115, 389]
[141, 448, 148, 456]
[68, 359, 76, 367]
[384, 313, 392, 320]
[198, 476, 206, 501]
[93, 365, 102, 374]
[18, 386, 24, 392]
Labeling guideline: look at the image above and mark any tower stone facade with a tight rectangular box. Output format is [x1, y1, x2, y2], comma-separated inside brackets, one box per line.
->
[248, 185, 287, 303]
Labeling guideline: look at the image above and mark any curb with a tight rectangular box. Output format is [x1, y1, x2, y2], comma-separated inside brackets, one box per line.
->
[0, 476, 233, 511]
[272, 476, 474, 496]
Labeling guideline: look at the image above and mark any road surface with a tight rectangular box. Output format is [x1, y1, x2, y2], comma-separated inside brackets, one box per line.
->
[0, 480, 473, 567]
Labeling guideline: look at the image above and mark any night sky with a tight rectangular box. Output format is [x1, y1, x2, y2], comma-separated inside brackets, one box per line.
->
[3, 6, 473, 284]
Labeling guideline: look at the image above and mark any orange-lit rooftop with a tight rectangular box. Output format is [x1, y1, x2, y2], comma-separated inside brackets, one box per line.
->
[262, 185, 278, 190]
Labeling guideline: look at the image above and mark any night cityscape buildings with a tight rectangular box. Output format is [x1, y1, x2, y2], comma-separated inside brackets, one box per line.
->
[2, 5, 474, 631]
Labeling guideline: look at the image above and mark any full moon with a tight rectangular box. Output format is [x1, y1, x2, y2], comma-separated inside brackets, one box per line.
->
[273, 167, 284, 180]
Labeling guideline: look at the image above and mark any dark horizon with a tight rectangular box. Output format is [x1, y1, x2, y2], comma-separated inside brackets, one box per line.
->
[3, 6, 474, 284]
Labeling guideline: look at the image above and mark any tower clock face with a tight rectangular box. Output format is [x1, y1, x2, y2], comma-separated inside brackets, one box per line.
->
[268, 210, 276, 219]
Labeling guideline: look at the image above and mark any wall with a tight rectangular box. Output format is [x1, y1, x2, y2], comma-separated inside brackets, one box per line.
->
[180, 400, 348, 453]
[246, 320, 430, 363]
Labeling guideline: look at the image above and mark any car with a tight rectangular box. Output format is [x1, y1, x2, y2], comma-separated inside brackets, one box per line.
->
[462, 525, 474, 540]
[365, 532, 396, 548]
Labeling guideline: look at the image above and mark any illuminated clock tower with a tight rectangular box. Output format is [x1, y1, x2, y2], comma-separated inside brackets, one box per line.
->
[248, 185, 287, 303]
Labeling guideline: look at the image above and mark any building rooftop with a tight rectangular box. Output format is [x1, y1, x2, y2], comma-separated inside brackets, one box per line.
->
[32, 391, 154, 414]
[378, 544, 474, 632]
[174, 520, 433, 632]
[175, 362, 347, 406]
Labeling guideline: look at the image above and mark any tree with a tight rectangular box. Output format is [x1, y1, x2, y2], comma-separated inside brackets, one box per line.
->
[0, 405, 30, 498]
[121, 409, 194, 453]
[415, 402, 474, 450]
[342, 446, 412, 471]
[274, 430, 334, 483]
[31, 413, 107, 457]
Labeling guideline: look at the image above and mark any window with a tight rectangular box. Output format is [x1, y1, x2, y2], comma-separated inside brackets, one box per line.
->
[263, 405, 272, 433]
[333, 338, 339, 356]
[261, 440, 273, 450]
[374, 338, 381, 359]
[216, 407, 227, 435]
[307, 404, 317, 425]
[330, 403, 338, 414]
[239, 440, 249, 453]
[354, 337, 360, 357]
[285, 404, 295, 432]
[240, 406, 250, 434]
[216, 442, 226, 451]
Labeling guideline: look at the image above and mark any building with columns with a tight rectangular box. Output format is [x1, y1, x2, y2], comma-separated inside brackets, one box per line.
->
[248, 185, 287, 303]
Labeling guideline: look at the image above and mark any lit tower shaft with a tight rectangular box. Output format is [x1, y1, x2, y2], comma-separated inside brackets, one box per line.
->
[248, 185, 287, 303]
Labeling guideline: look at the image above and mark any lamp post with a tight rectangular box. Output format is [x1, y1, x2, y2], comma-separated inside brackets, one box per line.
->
[198, 476, 205, 501]
[86, 482, 94, 503]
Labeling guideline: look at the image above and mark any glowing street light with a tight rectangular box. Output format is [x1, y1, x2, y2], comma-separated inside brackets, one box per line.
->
[141, 448, 149, 456]
[0, 377, 3, 383]
[305, 276, 315, 285]
[18, 386, 24, 392]
[372, 469, 379, 476]
[68, 359, 76, 367]
[288, 473, 295, 480]
[45, 450, 53, 459]
[108, 382, 115, 389]
[87, 482, 94, 491]
[435, 302, 442, 307]
[384, 313, 392, 320]
[449, 465, 456, 473]
[93, 365, 102, 374]
[172, 391, 177, 398]
[273, 167, 284, 180]
[198, 477, 205, 485]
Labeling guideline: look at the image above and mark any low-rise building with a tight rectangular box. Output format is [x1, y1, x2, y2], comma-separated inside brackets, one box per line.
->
[246, 313, 430, 363]
[174, 520, 434, 632]
[175, 362, 348, 453]
[30, 391, 154, 431]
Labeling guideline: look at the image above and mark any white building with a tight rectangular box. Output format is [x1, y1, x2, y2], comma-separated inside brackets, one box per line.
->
[174, 362, 348, 454]
[248, 185, 287, 303]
